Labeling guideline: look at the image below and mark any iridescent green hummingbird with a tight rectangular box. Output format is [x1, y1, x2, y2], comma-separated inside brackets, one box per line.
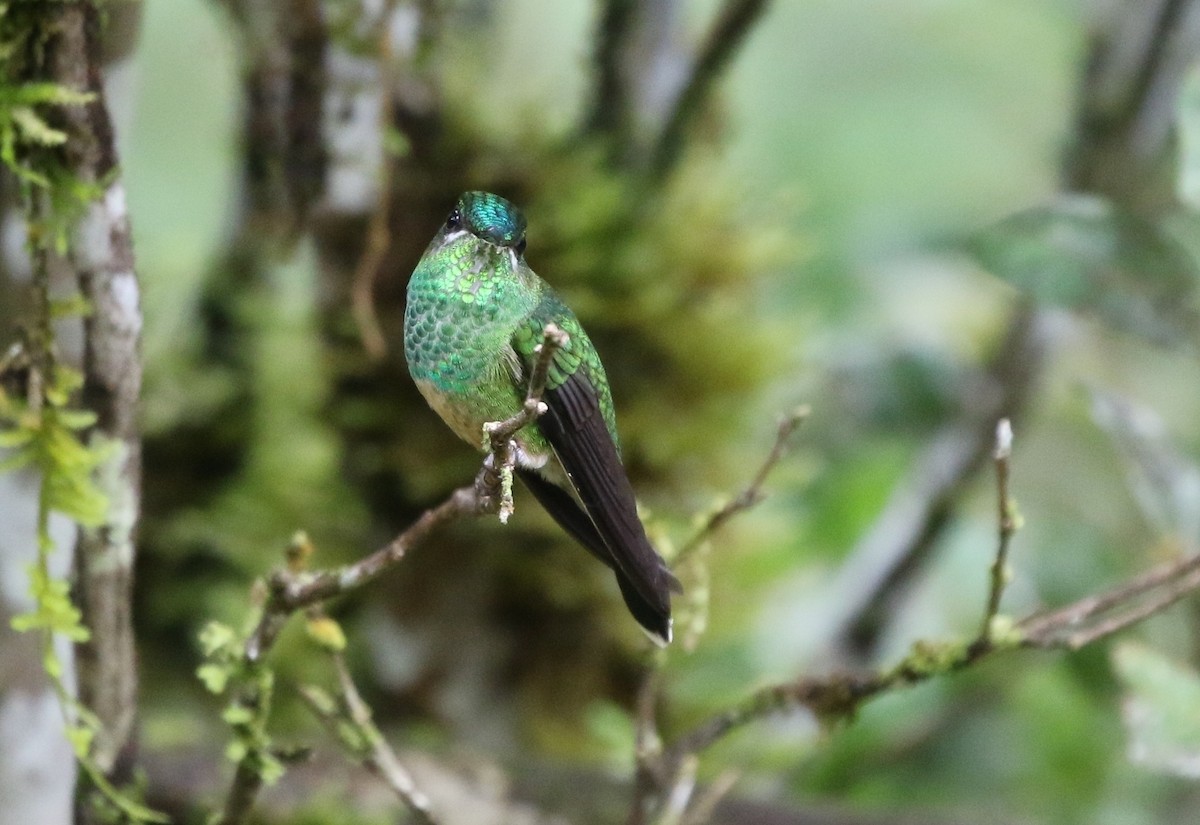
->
[404, 191, 680, 644]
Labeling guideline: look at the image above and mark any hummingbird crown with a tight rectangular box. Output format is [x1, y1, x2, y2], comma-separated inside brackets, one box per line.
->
[453, 191, 527, 249]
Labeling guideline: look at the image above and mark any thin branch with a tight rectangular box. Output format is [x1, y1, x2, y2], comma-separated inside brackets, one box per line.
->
[484, 322, 566, 448]
[349, 0, 400, 360]
[668, 550, 1200, 765]
[628, 668, 666, 825]
[1065, 0, 1200, 194]
[1019, 554, 1200, 639]
[679, 769, 740, 825]
[214, 761, 264, 825]
[977, 418, 1016, 641]
[637, 431, 1200, 823]
[1020, 553, 1200, 649]
[674, 404, 807, 564]
[1125, 0, 1193, 134]
[244, 485, 478, 662]
[482, 323, 568, 522]
[830, 304, 1048, 660]
[299, 652, 439, 825]
[243, 323, 566, 661]
[630, 405, 805, 822]
[654, 755, 699, 825]
[651, 0, 771, 180]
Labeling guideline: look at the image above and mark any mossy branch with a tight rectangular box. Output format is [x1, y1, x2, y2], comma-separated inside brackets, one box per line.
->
[631, 419, 1200, 823]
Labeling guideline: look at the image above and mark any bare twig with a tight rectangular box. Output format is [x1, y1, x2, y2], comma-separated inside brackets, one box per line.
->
[484, 323, 567, 447]
[349, 0, 400, 360]
[674, 404, 807, 564]
[244, 485, 478, 662]
[299, 652, 439, 824]
[665, 547, 1200, 766]
[1065, 0, 1200, 199]
[977, 418, 1016, 641]
[679, 769, 740, 825]
[630, 407, 804, 823]
[348, 189, 391, 360]
[1020, 553, 1200, 649]
[635, 433, 1200, 823]
[651, 0, 771, 180]
[654, 755, 699, 825]
[243, 323, 566, 661]
[830, 303, 1047, 660]
[215, 761, 264, 825]
[628, 669, 666, 825]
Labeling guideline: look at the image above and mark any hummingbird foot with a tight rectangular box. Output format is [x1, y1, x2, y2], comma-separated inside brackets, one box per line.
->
[474, 448, 521, 523]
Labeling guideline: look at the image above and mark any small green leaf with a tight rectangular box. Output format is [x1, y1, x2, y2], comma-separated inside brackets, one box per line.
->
[9, 611, 38, 632]
[584, 700, 637, 768]
[383, 127, 409, 157]
[197, 663, 231, 694]
[304, 615, 346, 652]
[0, 81, 95, 107]
[48, 292, 93, 320]
[43, 646, 63, 680]
[65, 723, 95, 758]
[258, 751, 285, 786]
[0, 427, 35, 448]
[10, 106, 67, 146]
[55, 409, 97, 430]
[225, 739, 248, 764]
[221, 703, 255, 726]
[198, 621, 238, 656]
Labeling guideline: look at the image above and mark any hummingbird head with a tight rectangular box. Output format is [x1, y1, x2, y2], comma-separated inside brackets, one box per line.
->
[446, 191, 528, 255]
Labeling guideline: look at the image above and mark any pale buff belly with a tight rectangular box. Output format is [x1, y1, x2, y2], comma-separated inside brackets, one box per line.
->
[414, 378, 556, 474]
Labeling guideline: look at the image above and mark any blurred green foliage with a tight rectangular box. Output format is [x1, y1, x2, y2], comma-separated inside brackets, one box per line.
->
[107, 1, 1200, 824]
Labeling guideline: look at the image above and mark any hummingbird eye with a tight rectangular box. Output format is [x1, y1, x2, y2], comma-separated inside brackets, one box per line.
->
[445, 209, 463, 231]
[515, 236, 527, 255]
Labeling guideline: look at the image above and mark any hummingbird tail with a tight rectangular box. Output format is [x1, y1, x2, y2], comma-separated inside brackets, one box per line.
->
[615, 572, 673, 646]
[518, 469, 675, 643]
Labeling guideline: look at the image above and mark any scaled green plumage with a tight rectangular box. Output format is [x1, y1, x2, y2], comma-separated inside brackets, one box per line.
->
[404, 191, 678, 643]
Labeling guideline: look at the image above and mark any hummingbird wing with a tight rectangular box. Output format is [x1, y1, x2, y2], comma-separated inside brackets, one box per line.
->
[513, 299, 680, 644]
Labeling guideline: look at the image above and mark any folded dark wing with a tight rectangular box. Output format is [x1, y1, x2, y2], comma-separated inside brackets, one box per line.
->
[518, 469, 678, 642]
[534, 367, 680, 628]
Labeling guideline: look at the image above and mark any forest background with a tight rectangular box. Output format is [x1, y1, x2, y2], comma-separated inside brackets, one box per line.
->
[5, 1, 1200, 824]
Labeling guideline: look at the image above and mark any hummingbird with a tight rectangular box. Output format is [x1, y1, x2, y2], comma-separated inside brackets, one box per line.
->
[404, 191, 680, 645]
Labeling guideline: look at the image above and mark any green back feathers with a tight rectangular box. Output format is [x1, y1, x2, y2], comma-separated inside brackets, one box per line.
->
[515, 289, 621, 452]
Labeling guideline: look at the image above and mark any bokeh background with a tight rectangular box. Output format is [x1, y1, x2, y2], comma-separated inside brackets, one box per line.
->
[8, 1, 1200, 823]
